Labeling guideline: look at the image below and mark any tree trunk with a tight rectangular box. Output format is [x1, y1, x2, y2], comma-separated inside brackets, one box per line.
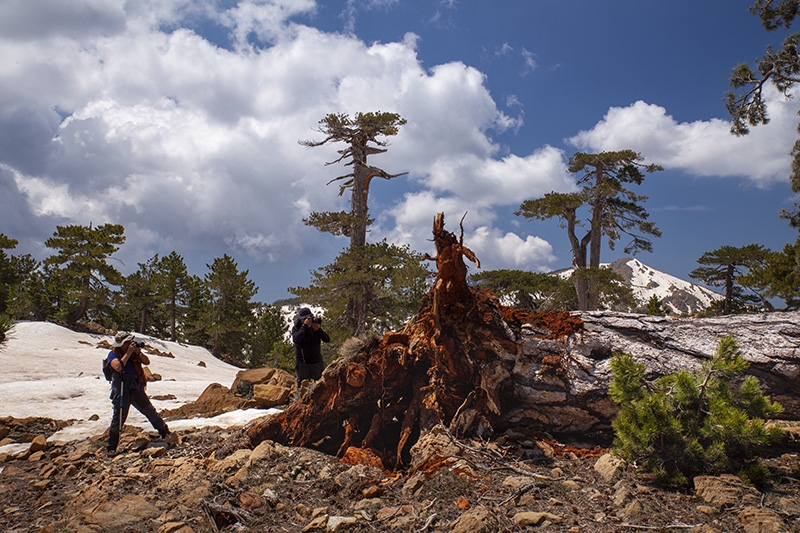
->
[247, 213, 524, 469]
[246, 214, 800, 470]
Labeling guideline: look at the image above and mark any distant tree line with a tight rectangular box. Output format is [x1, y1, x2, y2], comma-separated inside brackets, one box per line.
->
[0, 221, 433, 369]
[0, 225, 290, 369]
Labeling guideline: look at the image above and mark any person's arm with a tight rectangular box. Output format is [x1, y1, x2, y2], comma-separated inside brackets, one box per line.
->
[292, 318, 313, 344]
[109, 343, 137, 372]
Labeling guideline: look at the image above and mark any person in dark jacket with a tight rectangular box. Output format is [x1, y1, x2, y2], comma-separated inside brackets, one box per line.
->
[291, 307, 330, 394]
[105, 331, 176, 456]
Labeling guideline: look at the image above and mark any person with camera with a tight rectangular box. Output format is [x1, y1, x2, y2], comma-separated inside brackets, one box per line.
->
[105, 331, 176, 456]
[291, 307, 330, 396]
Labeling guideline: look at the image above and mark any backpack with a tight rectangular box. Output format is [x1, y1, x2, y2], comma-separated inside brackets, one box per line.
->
[102, 357, 114, 381]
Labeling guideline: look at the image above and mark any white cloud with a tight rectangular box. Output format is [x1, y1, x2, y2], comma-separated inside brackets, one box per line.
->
[2, 0, 573, 293]
[567, 88, 799, 186]
[466, 226, 556, 272]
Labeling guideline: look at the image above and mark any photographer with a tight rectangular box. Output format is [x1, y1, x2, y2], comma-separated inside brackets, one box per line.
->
[291, 308, 330, 396]
[105, 331, 176, 456]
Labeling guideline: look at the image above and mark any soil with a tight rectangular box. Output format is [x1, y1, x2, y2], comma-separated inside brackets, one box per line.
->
[1, 419, 799, 532]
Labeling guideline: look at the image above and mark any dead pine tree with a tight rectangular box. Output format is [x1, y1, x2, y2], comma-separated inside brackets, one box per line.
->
[247, 213, 546, 470]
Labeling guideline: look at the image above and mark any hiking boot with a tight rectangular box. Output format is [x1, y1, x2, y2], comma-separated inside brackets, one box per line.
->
[106, 448, 118, 458]
[162, 432, 179, 447]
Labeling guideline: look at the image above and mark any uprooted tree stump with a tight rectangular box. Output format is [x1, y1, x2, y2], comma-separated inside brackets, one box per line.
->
[247, 213, 583, 470]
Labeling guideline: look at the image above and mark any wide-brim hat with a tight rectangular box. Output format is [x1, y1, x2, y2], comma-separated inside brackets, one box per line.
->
[113, 331, 135, 347]
[298, 307, 313, 319]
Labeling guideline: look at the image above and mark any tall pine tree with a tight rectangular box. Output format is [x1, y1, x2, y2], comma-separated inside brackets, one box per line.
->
[201, 255, 257, 361]
[44, 223, 125, 324]
[517, 150, 661, 310]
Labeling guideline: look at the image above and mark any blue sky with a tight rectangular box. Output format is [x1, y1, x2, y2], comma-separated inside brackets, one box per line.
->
[1, 0, 798, 304]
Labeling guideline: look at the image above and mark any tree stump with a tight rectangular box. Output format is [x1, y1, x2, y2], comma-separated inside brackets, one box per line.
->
[246, 213, 582, 470]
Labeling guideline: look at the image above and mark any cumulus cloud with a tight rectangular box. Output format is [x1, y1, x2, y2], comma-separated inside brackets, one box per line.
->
[466, 226, 556, 272]
[567, 88, 799, 186]
[1, 0, 572, 297]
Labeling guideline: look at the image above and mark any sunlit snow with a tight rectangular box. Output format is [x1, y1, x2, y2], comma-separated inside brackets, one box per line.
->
[0, 321, 277, 448]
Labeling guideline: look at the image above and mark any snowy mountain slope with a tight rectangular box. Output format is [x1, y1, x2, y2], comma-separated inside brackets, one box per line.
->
[553, 257, 722, 314]
[608, 257, 722, 314]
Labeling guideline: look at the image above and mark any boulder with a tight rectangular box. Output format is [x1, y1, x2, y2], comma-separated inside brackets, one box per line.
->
[253, 383, 292, 408]
[231, 367, 296, 397]
[161, 383, 253, 420]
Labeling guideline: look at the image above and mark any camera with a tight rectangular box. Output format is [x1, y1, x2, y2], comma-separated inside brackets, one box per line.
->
[312, 317, 322, 325]
[134, 340, 145, 348]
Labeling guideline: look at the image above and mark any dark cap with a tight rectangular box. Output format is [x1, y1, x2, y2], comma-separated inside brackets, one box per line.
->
[298, 307, 313, 319]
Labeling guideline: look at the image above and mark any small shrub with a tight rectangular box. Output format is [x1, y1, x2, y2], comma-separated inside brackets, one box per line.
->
[609, 335, 783, 486]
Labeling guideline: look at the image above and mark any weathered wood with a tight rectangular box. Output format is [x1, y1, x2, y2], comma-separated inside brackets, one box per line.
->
[247, 213, 800, 469]
[247, 213, 536, 469]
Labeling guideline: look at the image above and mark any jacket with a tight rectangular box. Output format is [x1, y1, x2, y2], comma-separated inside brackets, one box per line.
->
[291, 321, 330, 364]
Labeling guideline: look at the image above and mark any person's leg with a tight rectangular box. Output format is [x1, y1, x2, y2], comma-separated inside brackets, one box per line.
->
[130, 389, 169, 437]
[107, 400, 121, 453]
[309, 360, 326, 381]
[295, 359, 310, 400]
[107, 386, 131, 453]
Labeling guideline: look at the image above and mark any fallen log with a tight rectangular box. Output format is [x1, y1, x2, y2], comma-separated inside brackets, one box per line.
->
[247, 213, 800, 470]
[247, 212, 571, 469]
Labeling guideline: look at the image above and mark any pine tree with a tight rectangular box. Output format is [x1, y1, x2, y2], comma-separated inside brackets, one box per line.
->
[740, 243, 800, 310]
[470, 269, 571, 310]
[290, 240, 432, 341]
[120, 254, 161, 334]
[644, 294, 668, 316]
[300, 112, 407, 336]
[43, 223, 126, 324]
[609, 336, 783, 486]
[727, 1, 800, 193]
[689, 244, 770, 314]
[300, 112, 407, 247]
[246, 304, 290, 368]
[0, 234, 20, 316]
[516, 150, 661, 310]
[155, 251, 191, 341]
[201, 255, 258, 361]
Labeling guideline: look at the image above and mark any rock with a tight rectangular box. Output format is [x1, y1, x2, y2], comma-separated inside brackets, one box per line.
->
[408, 425, 461, 470]
[622, 499, 646, 520]
[502, 475, 536, 489]
[253, 383, 292, 407]
[82, 494, 160, 528]
[401, 471, 426, 496]
[334, 464, 383, 489]
[231, 367, 296, 397]
[302, 514, 328, 532]
[237, 491, 263, 511]
[513, 511, 563, 526]
[326, 515, 357, 531]
[738, 506, 786, 533]
[161, 383, 253, 420]
[450, 505, 500, 533]
[508, 311, 800, 434]
[777, 495, 800, 515]
[594, 453, 625, 482]
[694, 475, 751, 507]
[29, 435, 47, 453]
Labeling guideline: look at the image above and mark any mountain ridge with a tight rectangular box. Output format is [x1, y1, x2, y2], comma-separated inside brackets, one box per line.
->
[553, 257, 722, 314]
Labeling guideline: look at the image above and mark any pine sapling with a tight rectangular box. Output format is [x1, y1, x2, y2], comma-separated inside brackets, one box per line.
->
[609, 335, 783, 486]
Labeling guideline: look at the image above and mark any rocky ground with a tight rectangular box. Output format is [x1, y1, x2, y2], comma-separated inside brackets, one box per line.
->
[1, 416, 799, 533]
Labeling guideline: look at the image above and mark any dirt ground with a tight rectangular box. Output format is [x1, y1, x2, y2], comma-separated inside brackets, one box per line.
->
[1, 418, 799, 532]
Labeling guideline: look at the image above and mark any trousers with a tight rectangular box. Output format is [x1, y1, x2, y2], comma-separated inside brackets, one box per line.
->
[107, 382, 169, 452]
